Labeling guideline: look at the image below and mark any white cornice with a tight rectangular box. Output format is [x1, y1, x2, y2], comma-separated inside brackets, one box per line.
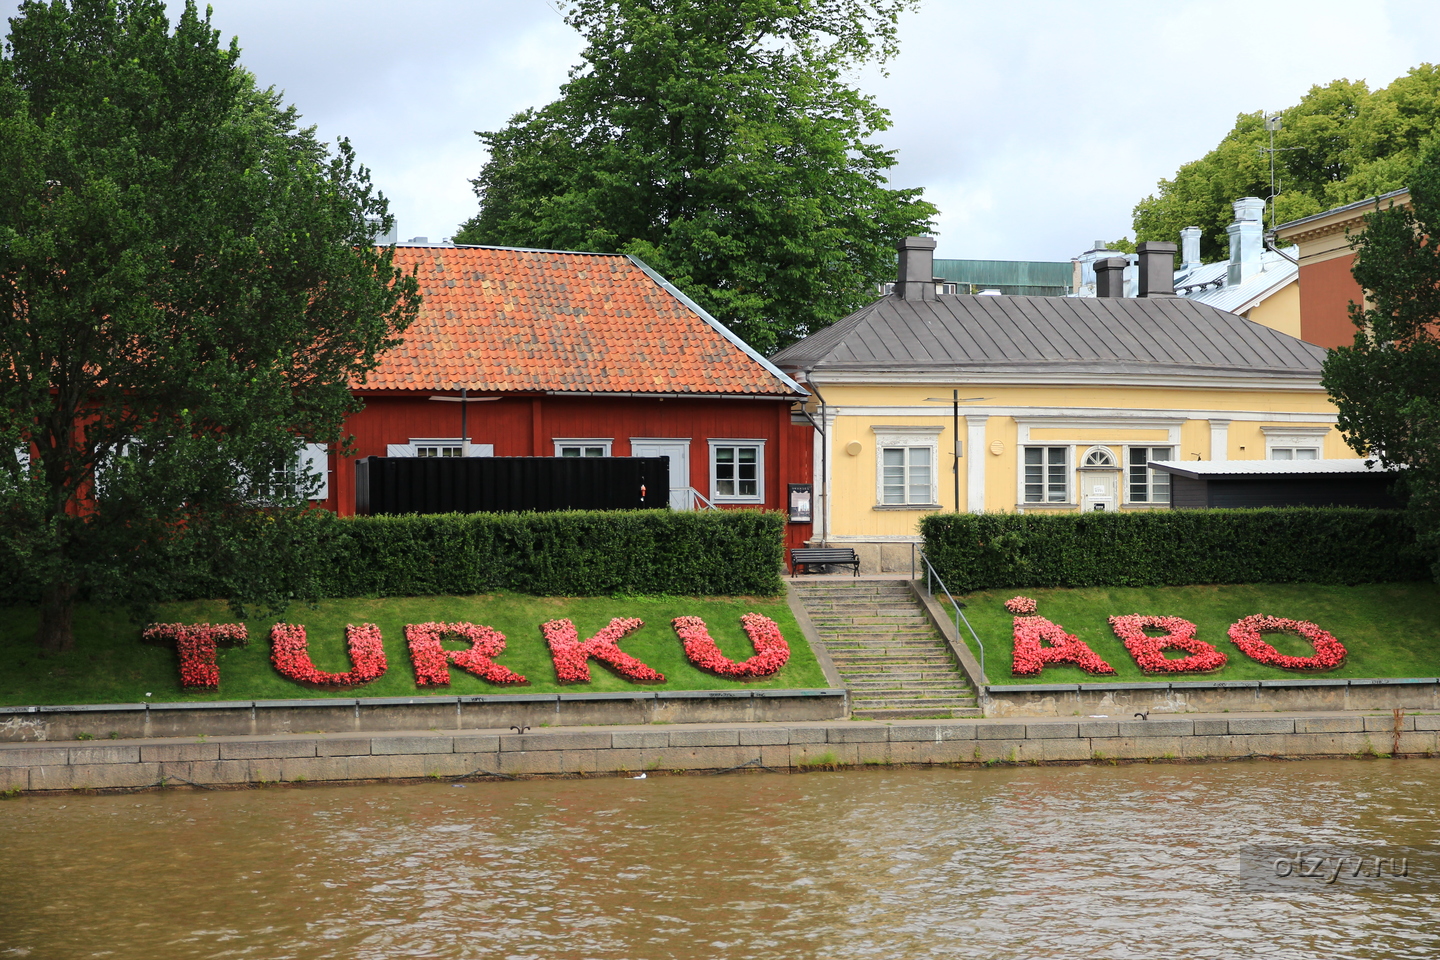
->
[830, 405, 1338, 424]
[805, 370, 1323, 391]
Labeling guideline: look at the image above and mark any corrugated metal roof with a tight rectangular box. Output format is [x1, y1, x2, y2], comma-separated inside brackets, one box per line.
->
[1150, 459, 1395, 479]
[770, 293, 1326, 380]
[1186, 262, 1297, 314]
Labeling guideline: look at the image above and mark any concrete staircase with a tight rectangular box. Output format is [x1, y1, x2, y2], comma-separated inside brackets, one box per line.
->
[793, 579, 981, 720]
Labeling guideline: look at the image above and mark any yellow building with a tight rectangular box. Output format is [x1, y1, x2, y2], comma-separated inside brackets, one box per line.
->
[771, 237, 1353, 572]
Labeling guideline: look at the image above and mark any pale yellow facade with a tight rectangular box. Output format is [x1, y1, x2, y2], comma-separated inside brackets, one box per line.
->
[801, 379, 1351, 565]
[1239, 279, 1301, 339]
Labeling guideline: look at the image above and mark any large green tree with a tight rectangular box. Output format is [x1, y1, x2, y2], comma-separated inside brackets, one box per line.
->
[1133, 65, 1440, 262]
[0, 0, 419, 651]
[1321, 139, 1440, 577]
[454, 0, 936, 353]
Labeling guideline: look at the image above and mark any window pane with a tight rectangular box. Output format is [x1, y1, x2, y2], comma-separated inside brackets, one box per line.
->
[584, 447, 605, 457]
[1272, 448, 1293, 460]
[909, 463, 931, 503]
[739, 448, 756, 464]
[1296, 448, 1318, 460]
[560, 447, 580, 457]
[716, 448, 735, 464]
[1025, 447, 1042, 466]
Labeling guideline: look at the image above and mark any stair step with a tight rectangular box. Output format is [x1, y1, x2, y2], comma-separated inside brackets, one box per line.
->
[853, 707, 984, 720]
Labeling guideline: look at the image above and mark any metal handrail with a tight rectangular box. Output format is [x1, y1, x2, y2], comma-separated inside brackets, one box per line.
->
[919, 550, 987, 683]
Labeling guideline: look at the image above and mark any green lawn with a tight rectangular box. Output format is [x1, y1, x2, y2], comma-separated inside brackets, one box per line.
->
[946, 582, 1440, 685]
[0, 593, 826, 706]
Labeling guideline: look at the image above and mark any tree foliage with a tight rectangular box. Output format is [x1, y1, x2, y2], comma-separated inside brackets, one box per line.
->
[454, 0, 936, 353]
[0, 0, 419, 650]
[1133, 65, 1440, 261]
[1321, 140, 1440, 578]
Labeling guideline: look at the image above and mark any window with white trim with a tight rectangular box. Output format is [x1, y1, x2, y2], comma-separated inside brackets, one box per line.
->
[1262, 426, 1328, 461]
[709, 440, 764, 502]
[554, 438, 612, 458]
[386, 438, 493, 458]
[881, 446, 934, 504]
[1023, 446, 1069, 503]
[1127, 446, 1172, 503]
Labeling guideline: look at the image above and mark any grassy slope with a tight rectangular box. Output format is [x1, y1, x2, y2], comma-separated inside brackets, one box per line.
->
[948, 582, 1440, 685]
[0, 594, 826, 706]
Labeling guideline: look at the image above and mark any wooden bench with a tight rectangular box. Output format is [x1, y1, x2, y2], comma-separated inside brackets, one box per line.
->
[789, 546, 860, 577]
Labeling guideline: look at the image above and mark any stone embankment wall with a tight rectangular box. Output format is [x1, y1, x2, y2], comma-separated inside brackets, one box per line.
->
[3, 714, 1437, 794]
[0, 690, 847, 743]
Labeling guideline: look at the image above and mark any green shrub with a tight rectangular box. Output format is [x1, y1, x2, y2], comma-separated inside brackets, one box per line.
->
[920, 508, 1429, 592]
[320, 509, 785, 598]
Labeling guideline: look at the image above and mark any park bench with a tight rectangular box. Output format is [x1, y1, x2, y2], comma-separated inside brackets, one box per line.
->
[789, 546, 860, 577]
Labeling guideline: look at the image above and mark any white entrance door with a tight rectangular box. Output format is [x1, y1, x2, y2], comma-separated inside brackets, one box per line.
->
[630, 439, 691, 510]
[1081, 472, 1118, 512]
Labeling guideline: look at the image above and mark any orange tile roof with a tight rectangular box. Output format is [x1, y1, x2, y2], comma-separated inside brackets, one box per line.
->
[359, 246, 802, 397]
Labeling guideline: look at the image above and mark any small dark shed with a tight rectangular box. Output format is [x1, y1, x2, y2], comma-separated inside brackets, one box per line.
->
[1149, 459, 1402, 510]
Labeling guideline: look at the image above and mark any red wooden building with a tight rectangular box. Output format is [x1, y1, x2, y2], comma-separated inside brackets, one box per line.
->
[313, 244, 814, 550]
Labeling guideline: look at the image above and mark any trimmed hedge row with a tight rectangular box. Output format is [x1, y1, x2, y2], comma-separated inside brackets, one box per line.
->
[920, 509, 1430, 593]
[316, 509, 786, 598]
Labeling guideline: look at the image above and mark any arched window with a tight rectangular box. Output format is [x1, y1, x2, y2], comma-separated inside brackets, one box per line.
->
[1082, 446, 1116, 468]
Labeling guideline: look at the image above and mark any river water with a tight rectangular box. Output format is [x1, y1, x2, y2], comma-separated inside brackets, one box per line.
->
[3, 760, 1439, 959]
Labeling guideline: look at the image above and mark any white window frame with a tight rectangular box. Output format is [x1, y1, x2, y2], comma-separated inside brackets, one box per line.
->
[1022, 445, 1070, 504]
[387, 438, 494, 458]
[1125, 445, 1173, 504]
[708, 439, 765, 503]
[1261, 426, 1328, 461]
[553, 438, 613, 458]
[872, 425, 941, 508]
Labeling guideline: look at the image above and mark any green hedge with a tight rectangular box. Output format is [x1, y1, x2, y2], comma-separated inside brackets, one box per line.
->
[920, 509, 1431, 593]
[317, 509, 786, 598]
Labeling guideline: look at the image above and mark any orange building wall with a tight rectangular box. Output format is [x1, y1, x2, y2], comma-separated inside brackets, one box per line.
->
[1299, 254, 1363, 349]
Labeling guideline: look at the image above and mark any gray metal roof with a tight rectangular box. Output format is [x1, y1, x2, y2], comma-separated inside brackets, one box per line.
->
[1149, 459, 1395, 479]
[770, 293, 1326, 381]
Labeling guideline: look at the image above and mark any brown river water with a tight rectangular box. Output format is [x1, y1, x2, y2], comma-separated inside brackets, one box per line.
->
[3, 760, 1440, 959]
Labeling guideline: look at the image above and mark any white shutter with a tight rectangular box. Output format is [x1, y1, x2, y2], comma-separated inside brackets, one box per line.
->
[300, 443, 329, 500]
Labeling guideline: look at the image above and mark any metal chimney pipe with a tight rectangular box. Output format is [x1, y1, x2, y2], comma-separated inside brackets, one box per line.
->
[1094, 257, 1127, 298]
[896, 236, 938, 300]
[1137, 241, 1178, 297]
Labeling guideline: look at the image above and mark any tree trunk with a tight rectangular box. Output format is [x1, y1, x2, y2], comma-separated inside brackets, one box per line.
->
[37, 580, 77, 654]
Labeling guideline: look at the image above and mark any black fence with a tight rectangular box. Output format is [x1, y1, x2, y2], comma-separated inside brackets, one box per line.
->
[355, 456, 670, 515]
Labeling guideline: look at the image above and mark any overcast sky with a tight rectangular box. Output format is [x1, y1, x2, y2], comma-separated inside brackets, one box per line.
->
[10, 0, 1440, 261]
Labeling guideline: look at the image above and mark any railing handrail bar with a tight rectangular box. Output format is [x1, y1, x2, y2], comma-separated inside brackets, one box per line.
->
[918, 549, 987, 685]
[685, 487, 719, 510]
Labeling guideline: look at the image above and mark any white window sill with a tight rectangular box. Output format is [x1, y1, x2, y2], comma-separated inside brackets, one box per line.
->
[873, 503, 943, 511]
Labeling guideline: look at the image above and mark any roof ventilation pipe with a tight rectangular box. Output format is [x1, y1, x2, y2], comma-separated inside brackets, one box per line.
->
[1180, 227, 1202, 272]
[896, 236, 938, 300]
[1137, 241, 1178, 297]
[1226, 197, 1265, 285]
[1094, 257, 1127, 298]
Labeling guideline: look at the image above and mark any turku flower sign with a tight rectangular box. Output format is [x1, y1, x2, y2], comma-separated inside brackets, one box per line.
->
[147, 615, 790, 691]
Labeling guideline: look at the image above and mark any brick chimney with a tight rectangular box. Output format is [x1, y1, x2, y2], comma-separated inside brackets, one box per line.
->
[896, 236, 937, 300]
[1094, 257, 1127, 298]
[1137, 241, 1178, 297]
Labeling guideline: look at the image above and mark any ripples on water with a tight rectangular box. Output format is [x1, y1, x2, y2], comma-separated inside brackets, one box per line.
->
[3, 760, 1439, 959]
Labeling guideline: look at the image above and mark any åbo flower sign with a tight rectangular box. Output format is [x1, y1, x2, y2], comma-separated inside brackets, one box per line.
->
[143, 616, 792, 691]
[1005, 598, 1347, 677]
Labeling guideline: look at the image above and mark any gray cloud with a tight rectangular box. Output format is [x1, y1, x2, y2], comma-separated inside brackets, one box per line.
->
[7, 0, 1439, 261]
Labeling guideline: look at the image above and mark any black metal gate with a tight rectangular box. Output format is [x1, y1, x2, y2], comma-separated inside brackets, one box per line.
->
[354, 456, 670, 515]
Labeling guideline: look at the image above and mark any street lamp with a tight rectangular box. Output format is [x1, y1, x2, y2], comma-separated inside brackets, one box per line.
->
[924, 390, 990, 512]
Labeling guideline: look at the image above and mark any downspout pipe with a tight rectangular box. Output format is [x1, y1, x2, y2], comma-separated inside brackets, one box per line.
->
[802, 372, 830, 547]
